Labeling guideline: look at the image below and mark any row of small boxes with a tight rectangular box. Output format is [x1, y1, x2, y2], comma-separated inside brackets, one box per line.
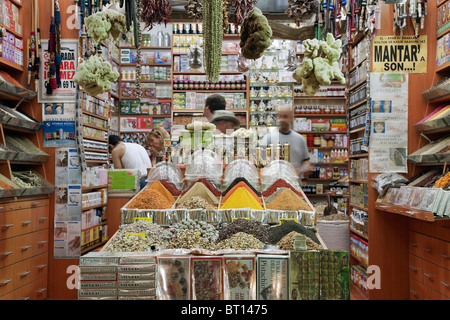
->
[1, 29, 23, 66]
[81, 208, 104, 230]
[436, 32, 450, 68]
[0, 0, 21, 35]
[81, 225, 108, 251]
[82, 189, 108, 208]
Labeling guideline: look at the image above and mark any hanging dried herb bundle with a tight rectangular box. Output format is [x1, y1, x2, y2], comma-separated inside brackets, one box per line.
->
[203, 0, 223, 83]
[223, 0, 233, 33]
[185, 0, 203, 20]
[232, 0, 259, 27]
[285, 0, 318, 26]
[140, 0, 172, 29]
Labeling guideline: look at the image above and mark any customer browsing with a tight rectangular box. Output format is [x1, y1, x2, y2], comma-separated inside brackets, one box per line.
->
[108, 135, 152, 190]
[211, 110, 240, 134]
[203, 94, 227, 122]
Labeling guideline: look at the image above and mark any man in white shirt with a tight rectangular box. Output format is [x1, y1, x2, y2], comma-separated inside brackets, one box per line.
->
[108, 135, 152, 189]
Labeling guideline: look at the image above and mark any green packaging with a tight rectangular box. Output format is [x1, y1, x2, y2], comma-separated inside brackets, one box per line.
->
[289, 251, 320, 300]
[319, 250, 350, 300]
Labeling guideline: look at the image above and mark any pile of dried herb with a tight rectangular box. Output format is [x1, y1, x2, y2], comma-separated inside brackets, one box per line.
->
[218, 218, 268, 243]
[216, 232, 264, 250]
[268, 220, 320, 245]
[166, 230, 216, 251]
[277, 231, 323, 251]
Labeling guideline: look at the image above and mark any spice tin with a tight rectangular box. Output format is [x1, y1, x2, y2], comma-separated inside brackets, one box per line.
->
[118, 288, 157, 296]
[117, 280, 156, 289]
[118, 264, 157, 273]
[79, 266, 117, 273]
[78, 289, 117, 297]
[118, 273, 156, 281]
[79, 273, 118, 281]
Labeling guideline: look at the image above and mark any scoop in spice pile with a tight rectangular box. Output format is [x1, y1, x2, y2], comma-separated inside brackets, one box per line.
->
[126, 188, 173, 210]
[277, 231, 324, 251]
[216, 232, 265, 250]
[218, 218, 268, 243]
[268, 220, 321, 245]
[220, 187, 264, 210]
[265, 189, 312, 211]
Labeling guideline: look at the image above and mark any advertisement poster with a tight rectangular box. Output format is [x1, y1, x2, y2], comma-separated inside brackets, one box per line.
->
[38, 39, 78, 103]
[369, 73, 408, 173]
[120, 116, 153, 132]
[55, 148, 82, 186]
[54, 221, 81, 259]
[43, 120, 76, 147]
[372, 36, 427, 73]
[43, 103, 76, 121]
[55, 185, 82, 222]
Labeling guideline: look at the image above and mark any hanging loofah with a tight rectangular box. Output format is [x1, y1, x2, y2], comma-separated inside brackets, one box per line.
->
[239, 8, 272, 60]
[84, 9, 127, 44]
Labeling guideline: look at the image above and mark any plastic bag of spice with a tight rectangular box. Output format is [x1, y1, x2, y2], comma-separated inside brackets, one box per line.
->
[223, 255, 256, 300]
[191, 257, 224, 300]
[157, 255, 191, 300]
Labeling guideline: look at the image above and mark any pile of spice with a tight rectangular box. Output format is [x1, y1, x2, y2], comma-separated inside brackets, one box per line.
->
[147, 181, 176, 203]
[218, 218, 268, 243]
[127, 188, 173, 210]
[222, 181, 263, 204]
[0, 180, 13, 189]
[265, 189, 312, 211]
[178, 182, 219, 205]
[12, 171, 44, 188]
[276, 231, 324, 251]
[268, 220, 320, 245]
[262, 179, 303, 198]
[183, 178, 221, 198]
[220, 187, 264, 210]
[104, 220, 171, 252]
[159, 180, 182, 196]
[166, 230, 216, 251]
[5, 135, 49, 156]
[177, 196, 216, 210]
[317, 213, 350, 221]
[169, 219, 219, 242]
[222, 178, 261, 197]
[216, 232, 265, 250]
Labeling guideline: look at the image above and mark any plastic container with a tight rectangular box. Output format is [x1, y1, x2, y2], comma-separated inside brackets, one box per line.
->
[185, 149, 223, 184]
[261, 160, 300, 190]
[146, 162, 184, 190]
[223, 159, 260, 189]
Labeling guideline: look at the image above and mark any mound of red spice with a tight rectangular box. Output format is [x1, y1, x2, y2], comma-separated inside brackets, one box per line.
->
[262, 179, 303, 198]
[159, 180, 182, 196]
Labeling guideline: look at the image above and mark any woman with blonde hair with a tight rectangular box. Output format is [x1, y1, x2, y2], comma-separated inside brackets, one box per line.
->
[146, 127, 170, 165]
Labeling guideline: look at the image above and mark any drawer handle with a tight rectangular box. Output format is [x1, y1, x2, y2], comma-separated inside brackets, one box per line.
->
[409, 266, 418, 271]
[0, 251, 13, 257]
[39, 217, 49, 221]
[440, 254, 449, 259]
[36, 288, 47, 293]
[0, 279, 11, 286]
[31, 202, 41, 206]
[2, 224, 14, 229]
[22, 221, 33, 226]
[423, 273, 433, 279]
[410, 290, 419, 295]
[441, 281, 449, 287]
[20, 271, 31, 277]
[38, 241, 48, 245]
[21, 246, 32, 251]
[37, 264, 47, 269]
[423, 248, 432, 252]
[408, 242, 417, 247]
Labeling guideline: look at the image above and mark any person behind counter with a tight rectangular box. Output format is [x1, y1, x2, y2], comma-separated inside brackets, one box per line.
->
[211, 110, 240, 134]
[109, 135, 152, 190]
[203, 94, 226, 122]
[260, 105, 312, 182]
[146, 127, 171, 165]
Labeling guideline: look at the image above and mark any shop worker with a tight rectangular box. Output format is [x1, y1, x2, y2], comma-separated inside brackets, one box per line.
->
[203, 94, 226, 122]
[109, 135, 152, 190]
[211, 110, 240, 134]
[146, 127, 170, 166]
[260, 105, 312, 181]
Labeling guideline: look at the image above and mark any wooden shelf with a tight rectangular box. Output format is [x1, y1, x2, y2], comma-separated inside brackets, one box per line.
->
[0, 22, 22, 39]
[1, 124, 37, 134]
[81, 222, 108, 232]
[349, 179, 368, 184]
[0, 57, 24, 72]
[374, 203, 438, 222]
[10, 0, 22, 8]
[350, 227, 369, 241]
[349, 79, 367, 92]
[437, 27, 450, 39]
[349, 153, 369, 159]
[295, 113, 347, 117]
[82, 136, 108, 143]
[173, 109, 247, 113]
[437, 0, 448, 8]
[429, 94, 450, 104]
[350, 252, 369, 268]
[111, 92, 120, 99]
[349, 203, 369, 212]
[349, 99, 368, 110]
[411, 161, 449, 166]
[82, 185, 108, 193]
[83, 123, 109, 132]
[349, 57, 368, 73]
[173, 90, 247, 93]
[172, 71, 243, 75]
[81, 240, 108, 255]
[85, 160, 108, 164]
[436, 60, 450, 73]
[82, 203, 108, 211]
[296, 131, 347, 134]
[311, 162, 348, 165]
[82, 110, 109, 121]
[308, 147, 348, 150]
[294, 96, 346, 100]
[9, 160, 46, 165]
[84, 148, 108, 154]
[418, 126, 450, 136]
[351, 283, 369, 300]
[350, 127, 366, 134]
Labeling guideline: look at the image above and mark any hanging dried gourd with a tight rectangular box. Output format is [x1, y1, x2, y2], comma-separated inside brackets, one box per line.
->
[140, 0, 172, 30]
[203, 0, 223, 83]
[232, 0, 259, 27]
[185, 0, 203, 19]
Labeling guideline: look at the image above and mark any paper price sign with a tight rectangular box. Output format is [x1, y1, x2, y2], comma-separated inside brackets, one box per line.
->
[372, 36, 427, 73]
[125, 233, 146, 238]
[134, 217, 153, 223]
[232, 217, 250, 221]
[280, 218, 298, 225]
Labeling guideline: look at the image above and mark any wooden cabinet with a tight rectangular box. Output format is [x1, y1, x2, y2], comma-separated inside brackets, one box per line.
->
[0, 198, 49, 300]
[408, 225, 450, 300]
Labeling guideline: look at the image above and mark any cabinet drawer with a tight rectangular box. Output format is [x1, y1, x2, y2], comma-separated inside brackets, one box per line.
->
[0, 260, 15, 297]
[0, 233, 34, 268]
[409, 254, 423, 282]
[0, 209, 34, 240]
[409, 220, 450, 243]
[410, 279, 424, 300]
[0, 276, 48, 300]
[32, 229, 48, 257]
[31, 276, 48, 300]
[31, 252, 48, 281]
[423, 260, 450, 298]
[33, 206, 49, 231]
[14, 199, 49, 211]
[409, 231, 420, 255]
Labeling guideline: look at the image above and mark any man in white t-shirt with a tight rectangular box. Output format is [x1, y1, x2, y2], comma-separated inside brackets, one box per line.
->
[108, 135, 152, 189]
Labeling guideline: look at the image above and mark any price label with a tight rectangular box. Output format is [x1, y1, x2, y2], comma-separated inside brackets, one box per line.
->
[280, 218, 298, 225]
[125, 233, 146, 238]
[134, 217, 153, 223]
[232, 217, 250, 222]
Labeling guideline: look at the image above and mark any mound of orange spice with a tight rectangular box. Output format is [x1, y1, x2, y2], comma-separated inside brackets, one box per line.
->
[127, 188, 173, 210]
[433, 172, 450, 189]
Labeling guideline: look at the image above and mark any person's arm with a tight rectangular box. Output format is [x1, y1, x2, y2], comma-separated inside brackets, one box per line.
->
[298, 136, 313, 177]
[111, 145, 125, 169]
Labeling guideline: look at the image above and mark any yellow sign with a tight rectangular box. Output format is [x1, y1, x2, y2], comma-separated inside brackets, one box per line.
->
[125, 233, 146, 238]
[280, 218, 298, 225]
[372, 36, 427, 73]
[134, 217, 153, 223]
[232, 217, 250, 222]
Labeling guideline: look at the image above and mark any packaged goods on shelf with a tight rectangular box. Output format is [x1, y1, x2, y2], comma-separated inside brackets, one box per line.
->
[81, 208, 105, 230]
[82, 126, 107, 140]
[173, 91, 246, 110]
[82, 167, 108, 188]
[293, 85, 346, 97]
[350, 159, 369, 181]
[351, 265, 369, 295]
[349, 60, 369, 87]
[157, 255, 191, 300]
[1, 1, 22, 34]
[350, 184, 369, 208]
[82, 113, 109, 129]
[436, 32, 450, 68]
[256, 255, 289, 300]
[173, 75, 246, 91]
[348, 85, 368, 106]
[407, 135, 450, 163]
[191, 257, 224, 300]
[294, 105, 346, 114]
[121, 49, 171, 65]
[350, 235, 369, 266]
[351, 37, 369, 67]
[0, 30, 23, 66]
[83, 139, 108, 151]
[80, 92, 109, 117]
[350, 137, 365, 155]
[289, 251, 320, 300]
[82, 189, 108, 208]
[350, 105, 368, 130]
[350, 209, 369, 237]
